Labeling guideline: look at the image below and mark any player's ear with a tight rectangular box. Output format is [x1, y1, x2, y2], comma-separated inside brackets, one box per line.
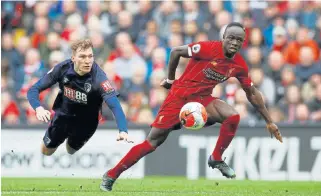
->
[71, 53, 75, 62]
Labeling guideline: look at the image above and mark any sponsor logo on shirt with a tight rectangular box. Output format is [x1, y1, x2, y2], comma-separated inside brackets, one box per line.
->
[64, 86, 87, 104]
[203, 68, 234, 82]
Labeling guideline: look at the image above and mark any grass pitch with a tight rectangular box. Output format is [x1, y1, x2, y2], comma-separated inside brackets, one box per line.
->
[2, 177, 321, 196]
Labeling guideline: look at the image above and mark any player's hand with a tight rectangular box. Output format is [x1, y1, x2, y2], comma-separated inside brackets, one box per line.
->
[117, 132, 134, 143]
[160, 79, 173, 90]
[266, 123, 283, 143]
[35, 106, 51, 123]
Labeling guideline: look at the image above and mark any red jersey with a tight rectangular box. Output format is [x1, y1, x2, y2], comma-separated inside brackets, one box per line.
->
[171, 41, 252, 98]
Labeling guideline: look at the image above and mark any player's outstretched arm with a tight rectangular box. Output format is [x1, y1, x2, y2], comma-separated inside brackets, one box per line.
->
[243, 86, 283, 143]
[104, 96, 133, 143]
[27, 68, 59, 123]
[161, 45, 190, 89]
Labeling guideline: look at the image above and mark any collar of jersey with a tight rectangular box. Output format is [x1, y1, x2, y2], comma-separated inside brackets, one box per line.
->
[67, 62, 92, 78]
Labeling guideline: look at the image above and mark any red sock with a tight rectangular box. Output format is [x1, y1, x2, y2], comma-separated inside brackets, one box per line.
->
[212, 114, 240, 161]
[107, 140, 155, 179]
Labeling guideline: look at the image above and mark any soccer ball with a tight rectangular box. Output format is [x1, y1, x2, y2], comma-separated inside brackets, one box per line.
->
[179, 102, 208, 130]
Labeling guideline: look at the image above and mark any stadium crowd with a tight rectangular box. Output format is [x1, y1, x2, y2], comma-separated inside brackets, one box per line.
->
[1, 1, 321, 126]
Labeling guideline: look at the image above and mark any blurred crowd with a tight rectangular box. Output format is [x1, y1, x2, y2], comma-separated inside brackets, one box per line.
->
[1, 1, 321, 126]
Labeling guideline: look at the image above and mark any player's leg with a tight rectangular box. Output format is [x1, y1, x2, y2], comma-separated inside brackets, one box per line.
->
[41, 142, 57, 156]
[107, 127, 171, 178]
[205, 99, 240, 178]
[42, 115, 69, 156]
[207, 99, 239, 160]
[66, 142, 77, 155]
[66, 120, 98, 155]
[101, 92, 183, 191]
[100, 127, 173, 192]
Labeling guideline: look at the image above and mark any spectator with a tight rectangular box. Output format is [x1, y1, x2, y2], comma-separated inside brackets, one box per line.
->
[86, 1, 111, 38]
[235, 103, 254, 122]
[266, 50, 285, 82]
[295, 103, 311, 124]
[208, 10, 232, 40]
[148, 47, 167, 78]
[284, 1, 302, 22]
[268, 106, 285, 123]
[133, 0, 153, 33]
[307, 83, 321, 122]
[285, 18, 299, 41]
[149, 69, 167, 117]
[250, 67, 276, 106]
[89, 31, 111, 66]
[108, 32, 141, 61]
[39, 32, 62, 67]
[153, 1, 182, 38]
[102, 61, 123, 91]
[204, 0, 223, 34]
[182, 1, 206, 30]
[272, 26, 288, 53]
[246, 46, 265, 69]
[248, 27, 268, 57]
[136, 108, 154, 124]
[211, 84, 224, 100]
[183, 21, 199, 44]
[194, 32, 209, 42]
[113, 44, 147, 80]
[16, 48, 46, 98]
[295, 47, 321, 83]
[301, 2, 318, 30]
[136, 20, 163, 53]
[1, 91, 20, 125]
[115, 11, 138, 41]
[301, 74, 321, 102]
[278, 85, 302, 123]
[48, 50, 65, 69]
[1, 32, 19, 79]
[314, 15, 321, 48]
[284, 27, 320, 65]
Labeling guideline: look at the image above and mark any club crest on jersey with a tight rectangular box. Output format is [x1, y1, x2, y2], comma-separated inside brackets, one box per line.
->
[84, 83, 91, 93]
[211, 61, 217, 67]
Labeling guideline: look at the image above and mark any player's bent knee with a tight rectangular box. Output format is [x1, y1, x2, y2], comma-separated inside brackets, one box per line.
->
[41, 143, 57, 156]
[66, 143, 78, 155]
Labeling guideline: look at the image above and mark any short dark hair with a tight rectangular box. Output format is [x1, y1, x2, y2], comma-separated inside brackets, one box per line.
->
[223, 22, 245, 38]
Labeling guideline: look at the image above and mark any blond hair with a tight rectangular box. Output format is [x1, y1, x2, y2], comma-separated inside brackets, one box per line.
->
[71, 39, 93, 55]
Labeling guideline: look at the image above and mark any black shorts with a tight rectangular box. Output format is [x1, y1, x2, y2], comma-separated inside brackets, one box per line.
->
[43, 114, 98, 151]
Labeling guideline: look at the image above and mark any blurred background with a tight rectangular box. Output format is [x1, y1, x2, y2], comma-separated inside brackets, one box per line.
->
[1, 0, 321, 126]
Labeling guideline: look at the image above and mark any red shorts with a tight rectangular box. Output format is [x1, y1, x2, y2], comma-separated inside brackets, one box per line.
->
[151, 91, 217, 130]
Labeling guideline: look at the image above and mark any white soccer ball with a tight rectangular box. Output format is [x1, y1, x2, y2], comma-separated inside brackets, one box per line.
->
[179, 102, 208, 130]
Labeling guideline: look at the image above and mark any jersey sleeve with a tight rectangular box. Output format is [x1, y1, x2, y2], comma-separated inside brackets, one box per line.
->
[235, 56, 253, 89]
[27, 62, 62, 109]
[187, 41, 214, 60]
[96, 66, 118, 100]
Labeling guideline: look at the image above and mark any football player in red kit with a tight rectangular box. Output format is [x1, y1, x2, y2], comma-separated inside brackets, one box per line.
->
[100, 22, 283, 191]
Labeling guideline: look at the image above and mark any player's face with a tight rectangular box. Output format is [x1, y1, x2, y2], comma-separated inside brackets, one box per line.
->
[72, 47, 94, 75]
[223, 26, 245, 57]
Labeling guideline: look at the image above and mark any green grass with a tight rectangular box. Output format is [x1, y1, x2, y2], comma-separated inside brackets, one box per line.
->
[2, 177, 321, 196]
